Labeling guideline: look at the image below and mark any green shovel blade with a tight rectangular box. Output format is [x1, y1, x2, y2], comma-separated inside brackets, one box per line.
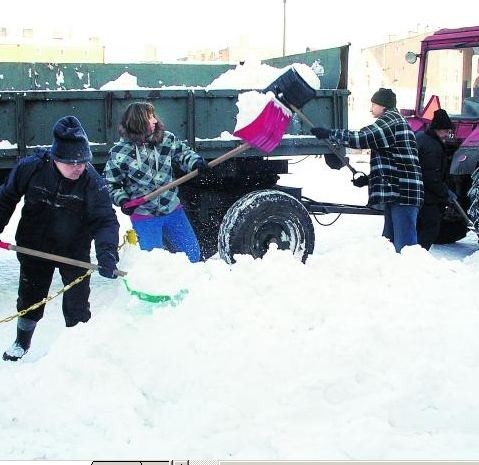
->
[123, 278, 188, 305]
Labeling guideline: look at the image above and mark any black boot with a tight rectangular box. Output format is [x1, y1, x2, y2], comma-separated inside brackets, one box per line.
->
[3, 319, 36, 362]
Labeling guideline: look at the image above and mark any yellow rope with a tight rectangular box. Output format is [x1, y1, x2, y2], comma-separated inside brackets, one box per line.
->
[0, 229, 138, 325]
[0, 270, 94, 324]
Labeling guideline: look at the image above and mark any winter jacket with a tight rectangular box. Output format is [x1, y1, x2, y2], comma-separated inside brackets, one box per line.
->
[0, 150, 119, 264]
[330, 109, 424, 209]
[103, 131, 202, 216]
[416, 129, 448, 206]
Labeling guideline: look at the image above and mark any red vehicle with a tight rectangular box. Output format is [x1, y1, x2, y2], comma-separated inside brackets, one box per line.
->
[402, 26, 479, 242]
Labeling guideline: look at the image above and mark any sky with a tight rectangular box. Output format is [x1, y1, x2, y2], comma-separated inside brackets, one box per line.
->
[3, 0, 479, 60]
[2, 33, 479, 462]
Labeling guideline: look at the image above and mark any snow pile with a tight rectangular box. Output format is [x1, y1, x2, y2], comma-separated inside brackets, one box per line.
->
[205, 61, 321, 91]
[1, 159, 479, 462]
[0, 140, 17, 149]
[100, 72, 143, 90]
[121, 245, 202, 296]
[206, 61, 283, 90]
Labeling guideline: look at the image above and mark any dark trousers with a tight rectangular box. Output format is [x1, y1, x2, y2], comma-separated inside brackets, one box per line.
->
[417, 203, 444, 250]
[17, 258, 91, 327]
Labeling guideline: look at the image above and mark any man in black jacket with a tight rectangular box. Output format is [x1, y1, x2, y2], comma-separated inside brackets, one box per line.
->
[0, 116, 120, 361]
[416, 109, 454, 250]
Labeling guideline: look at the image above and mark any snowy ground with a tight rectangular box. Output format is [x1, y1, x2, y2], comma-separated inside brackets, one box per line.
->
[1, 155, 479, 460]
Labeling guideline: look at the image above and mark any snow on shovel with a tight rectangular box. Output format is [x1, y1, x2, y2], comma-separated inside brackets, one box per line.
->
[123, 91, 292, 210]
[263, 65, 366, 179]
[0, 240, 127, 277]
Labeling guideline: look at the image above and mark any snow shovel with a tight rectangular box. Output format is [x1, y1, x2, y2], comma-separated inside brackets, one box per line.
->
[119, 230, 188, 305]
[0, 238, 177, 304]
[290, 103, 366, 179]
[263, 69, 366, 180]
[0, 240, 127, 277]
[123, 95, 291, 210]
[264, 66, 317, 109]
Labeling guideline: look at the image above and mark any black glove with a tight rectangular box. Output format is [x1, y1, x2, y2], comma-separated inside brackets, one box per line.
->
[97, 250, 118, 279]
[310, 126, 330, 140]
[193, 157, 209, 179]
[120, 199, 136, 216]
[352, 174, 369, 188]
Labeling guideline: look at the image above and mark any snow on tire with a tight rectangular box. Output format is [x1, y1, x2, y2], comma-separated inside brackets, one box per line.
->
[218, 189, 315, 264]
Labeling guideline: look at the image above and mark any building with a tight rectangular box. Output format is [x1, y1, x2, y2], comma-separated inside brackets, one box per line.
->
[348, 31, 429, 127]
[0, 26, 105, 63]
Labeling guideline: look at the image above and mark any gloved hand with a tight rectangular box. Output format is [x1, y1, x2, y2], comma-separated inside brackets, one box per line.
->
[97, 251, 118, 279]
[447, 188, 458, 202]
[310, 126, 330, 140]
[120, 199, 136, 216]
[352, 174, 369, 188]
[193, 157, 209, 179]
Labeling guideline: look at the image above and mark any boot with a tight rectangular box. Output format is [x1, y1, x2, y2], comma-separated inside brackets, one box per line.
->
[3, 318, 36, 362]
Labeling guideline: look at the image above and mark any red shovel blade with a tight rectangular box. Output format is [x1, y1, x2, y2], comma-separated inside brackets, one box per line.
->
[233, 97, 291, 153]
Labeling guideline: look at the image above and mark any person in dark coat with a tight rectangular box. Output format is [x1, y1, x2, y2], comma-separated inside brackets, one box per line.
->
[416, 109, 455, 250]
[310, 88, 424, 252]
[0, 116, 120, 362]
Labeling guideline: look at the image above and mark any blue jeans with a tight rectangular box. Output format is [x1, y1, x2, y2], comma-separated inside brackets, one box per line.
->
[131, 207, 201, 263]
[382, 203, 419, 253]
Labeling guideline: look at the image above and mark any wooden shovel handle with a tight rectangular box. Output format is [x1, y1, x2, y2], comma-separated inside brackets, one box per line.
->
[124, 142, 251, 208]
[289, 103, 363, 176]
[0, 241, 127, 277]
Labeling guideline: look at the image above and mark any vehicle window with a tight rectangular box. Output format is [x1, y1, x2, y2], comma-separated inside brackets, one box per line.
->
[421, 47, 479, 117]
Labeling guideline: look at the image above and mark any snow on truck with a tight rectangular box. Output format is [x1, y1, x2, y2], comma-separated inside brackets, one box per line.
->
[0, 26, 478, 264]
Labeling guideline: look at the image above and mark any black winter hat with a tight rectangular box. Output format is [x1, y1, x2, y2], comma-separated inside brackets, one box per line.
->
[50, 116, 92, 164]
[371, 88, 397, 109]
[430, 109, 453, 130]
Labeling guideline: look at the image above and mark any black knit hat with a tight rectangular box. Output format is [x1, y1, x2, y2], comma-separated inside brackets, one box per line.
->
[50, 116, 92, 164]
[371, 88, 397, 109]
[430, 109, 453, 130]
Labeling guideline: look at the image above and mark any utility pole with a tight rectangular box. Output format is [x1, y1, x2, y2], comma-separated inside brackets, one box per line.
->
[282, 0, 287, 56]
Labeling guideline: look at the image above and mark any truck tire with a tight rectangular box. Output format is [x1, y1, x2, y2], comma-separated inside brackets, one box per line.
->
[218, 189, 315, 264]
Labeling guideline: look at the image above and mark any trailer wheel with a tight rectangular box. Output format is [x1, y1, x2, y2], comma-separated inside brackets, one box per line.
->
[218, 189, 315, 264]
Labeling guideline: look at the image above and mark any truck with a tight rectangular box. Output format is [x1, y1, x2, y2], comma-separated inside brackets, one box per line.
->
[0, 45, 368, 263]
[402, 25, 479, 243]
[1, 26, 478, 263]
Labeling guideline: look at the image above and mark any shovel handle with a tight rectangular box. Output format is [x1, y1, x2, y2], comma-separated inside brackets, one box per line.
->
[288, 103, 364, 177]
[124, 142, 251, 208]
[451, 198, 478, 233]
[0, 241, 127, 277]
